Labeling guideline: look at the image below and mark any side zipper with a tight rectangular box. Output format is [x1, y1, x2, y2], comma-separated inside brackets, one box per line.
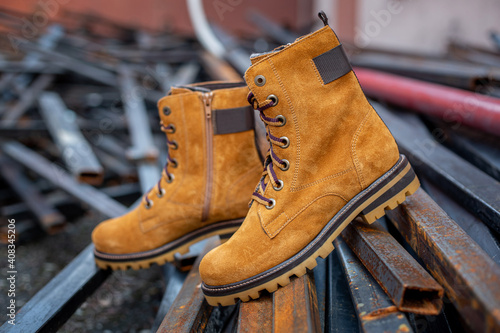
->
[201, 92, 214, 222]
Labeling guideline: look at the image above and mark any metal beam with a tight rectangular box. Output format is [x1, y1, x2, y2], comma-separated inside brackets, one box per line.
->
[342, 220, 443, 315]
[386, 188, 500, 332]
[2, 141, 127, 217]
[356, 67, 500, 136]
[335, 238, 413, 332]
[375, 103, 500, 234]
[156, 236, 219, 332]
[38, 92, 104, 185]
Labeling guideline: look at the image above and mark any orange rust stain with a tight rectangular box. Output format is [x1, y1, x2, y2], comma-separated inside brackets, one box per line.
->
[397, 324, 411, 332]
[361, 306, 398, 320]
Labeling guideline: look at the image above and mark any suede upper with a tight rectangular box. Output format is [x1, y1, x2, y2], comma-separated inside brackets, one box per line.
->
[92, 83, 262, 255]
[200, 26, 400, 286]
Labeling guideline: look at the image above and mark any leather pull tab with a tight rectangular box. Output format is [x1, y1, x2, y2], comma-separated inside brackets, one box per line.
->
[318, 11, 329, 26]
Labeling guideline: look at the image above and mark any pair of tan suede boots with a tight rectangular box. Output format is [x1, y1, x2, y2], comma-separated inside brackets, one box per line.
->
[91, 15, 420, 306]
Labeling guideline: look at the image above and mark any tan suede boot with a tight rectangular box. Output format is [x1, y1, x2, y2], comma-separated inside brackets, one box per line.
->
[199, 13, 420, 306]
[92, 82, 262, 270]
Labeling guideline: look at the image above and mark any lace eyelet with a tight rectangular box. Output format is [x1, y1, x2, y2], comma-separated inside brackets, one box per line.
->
[163, 106, 171, 116]
[167, 174, 175, 183]
[255, 75, 266, 86]
[171, 158, 178, 168]
[168, 124, 176, 134]
[266, 198, 276, 210]
[273, 180, 284, 191]
[171, 141, 178, 150]
[280, 136, 289, 149]
[276, 115, 286, 127]
[157, 188, 166, 198]
[280, 159, 290, 171]
[267, 94, 278, 106]
[144, 201, 153, 209]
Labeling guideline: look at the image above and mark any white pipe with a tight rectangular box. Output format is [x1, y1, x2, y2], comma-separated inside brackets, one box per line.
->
[186, 0, 226, 57]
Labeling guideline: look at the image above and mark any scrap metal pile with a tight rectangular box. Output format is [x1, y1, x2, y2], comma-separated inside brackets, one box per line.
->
[1, 7, 500, 333]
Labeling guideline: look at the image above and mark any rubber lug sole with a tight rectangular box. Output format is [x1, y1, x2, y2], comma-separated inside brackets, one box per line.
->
[202, 156, 420, 306]
[94, 223, 241, 271]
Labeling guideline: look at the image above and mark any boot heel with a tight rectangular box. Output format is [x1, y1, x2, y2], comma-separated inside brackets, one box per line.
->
[358, 163, 420, 224]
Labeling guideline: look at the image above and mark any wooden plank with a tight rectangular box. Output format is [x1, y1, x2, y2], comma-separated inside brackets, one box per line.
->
[386, 188, 500, 332]
[157, 236, 220, 333]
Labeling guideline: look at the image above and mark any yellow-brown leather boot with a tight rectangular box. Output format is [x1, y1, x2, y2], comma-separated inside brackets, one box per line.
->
[199, 13, 421, 305]
[92, 82, 262, 270]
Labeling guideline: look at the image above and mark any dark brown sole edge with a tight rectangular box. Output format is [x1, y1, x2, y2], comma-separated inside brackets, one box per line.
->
[94, 218, 243, 270]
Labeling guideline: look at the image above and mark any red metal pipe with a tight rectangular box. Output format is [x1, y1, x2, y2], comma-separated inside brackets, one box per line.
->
[354, 67, 500, 136]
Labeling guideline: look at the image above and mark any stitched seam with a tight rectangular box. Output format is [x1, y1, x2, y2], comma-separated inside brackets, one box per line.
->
[204, 156, 405, 291]
[290, 167, 353, 192]
[268, 59, 301, 190]
[310, 59, 324, 85]
[169, 95, 189, 199]
[245, 26, 331, 106]
[351, 110, 371, 190]
[262, 211, 288, 235]
[246, 27, 331, 104]
[267, 192, 348, 238]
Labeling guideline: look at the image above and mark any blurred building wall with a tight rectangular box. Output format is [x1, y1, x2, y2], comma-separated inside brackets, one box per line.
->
[0, 0, 312, 37]
[354, 0, 500, 54]
[2, 0, 499, 54]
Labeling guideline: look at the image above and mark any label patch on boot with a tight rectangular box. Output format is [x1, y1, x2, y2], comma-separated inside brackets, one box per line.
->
[313, 44, 352, 85]
[213, 106, 254, 135]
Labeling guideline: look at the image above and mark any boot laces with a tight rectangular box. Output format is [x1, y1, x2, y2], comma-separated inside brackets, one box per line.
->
[248, 92, 288, 209]
[143, 121, 177, 208]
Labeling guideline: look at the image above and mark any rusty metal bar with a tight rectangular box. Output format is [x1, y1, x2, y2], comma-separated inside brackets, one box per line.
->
[375, 103, 500, 234]
[237, 293, 273, 333]
[355, 67, 500, 136]
[156, 236, 220, 333]
[386, 188, 500, 332]
[335, 238, 413, 333]
[273, 271, 322, 333]
[1, 74, 54, 126]
[0, 156, 65, 234]
[342, 219, 444, 315]
[430, 120, 500, 182]
[325, 248, 359, 332]
[237, 272, 321, 333]
[1, 244, 111, 333]
[38, 92, 104, 185]
[421, 179, 500, 266]
[151, 264, 188, 332]
[118, 64, 160, 193]
[2, 141, 127, 217]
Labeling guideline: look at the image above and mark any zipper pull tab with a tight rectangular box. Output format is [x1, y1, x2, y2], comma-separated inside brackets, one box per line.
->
[202, 92, 214, 119]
